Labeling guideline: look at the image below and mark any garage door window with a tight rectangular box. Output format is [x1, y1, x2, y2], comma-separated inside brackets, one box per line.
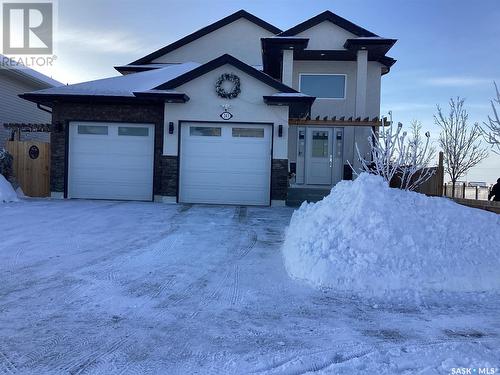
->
[232, 128, 264, 138]
[189, 126, 221, 136]
[78, 125, 108, 135]
[118, 127, 149, 136]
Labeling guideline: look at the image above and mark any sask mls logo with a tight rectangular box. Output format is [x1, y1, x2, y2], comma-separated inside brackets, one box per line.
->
[2, 2, 53, 54]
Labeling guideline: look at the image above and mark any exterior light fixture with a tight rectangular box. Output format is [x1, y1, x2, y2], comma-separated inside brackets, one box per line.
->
[169, 122, 174, 134]
[278, 124, 283, 137]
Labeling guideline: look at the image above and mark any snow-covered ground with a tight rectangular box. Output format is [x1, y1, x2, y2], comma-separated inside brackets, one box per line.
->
[283, 174, 500, 300]
[0, 200, 499, 374]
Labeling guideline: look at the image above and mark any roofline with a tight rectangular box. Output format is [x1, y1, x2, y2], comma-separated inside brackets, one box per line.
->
[263, 95, 316, 105]
[19, 92, 184, 106]
[3, 65, 62, 88]
[114, 65, 163, 74]
[154, 54, 298, 93]
[130, 10, 282, 65]
[293, 50, 396, 71]
[279, 10, 378, 37]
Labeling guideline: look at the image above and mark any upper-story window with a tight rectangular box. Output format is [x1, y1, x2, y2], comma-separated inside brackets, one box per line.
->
[299, 74, 346, 99]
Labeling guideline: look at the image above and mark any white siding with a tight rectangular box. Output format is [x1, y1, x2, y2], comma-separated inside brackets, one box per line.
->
[0, 70, 51, 145]
[152, 18, 275, 66]
[163, 64, 289, 160]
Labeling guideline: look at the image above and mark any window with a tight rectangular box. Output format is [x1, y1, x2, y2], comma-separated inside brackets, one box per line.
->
[311, 131, 329, 157]
[77, 125, 108, 135]
[118, 127, 149, 136]
[189, 126, 221, 136]
[232, 128, 264, 138]
[299, 74, 346, 99]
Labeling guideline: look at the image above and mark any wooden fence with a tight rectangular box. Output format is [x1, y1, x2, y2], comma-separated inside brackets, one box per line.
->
[5, 140, 50, 197]
[392, 152, 445, 196]
[452, 198, 500, 214]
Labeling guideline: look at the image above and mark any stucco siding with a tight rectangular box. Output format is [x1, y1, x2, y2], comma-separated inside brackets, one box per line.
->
[0, 71, 51, 145]
[292, 60, 381, 119]
[163, 64, 289, 159]
[152, 18, 275, 66]
[295, 21, 356, 50]
[366, 62, 383, 117]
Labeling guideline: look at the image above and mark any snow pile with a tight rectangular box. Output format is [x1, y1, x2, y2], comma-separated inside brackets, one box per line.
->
[0, 175, 19, 203]
[283, 173, 500, 299]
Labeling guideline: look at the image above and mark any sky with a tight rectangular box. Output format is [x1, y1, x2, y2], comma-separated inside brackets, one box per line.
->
[29, 0, 500, 183]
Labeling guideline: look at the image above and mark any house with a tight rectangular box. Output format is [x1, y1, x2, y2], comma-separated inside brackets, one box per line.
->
[1, 55, 62, 146]
[20, 10, 396, 206]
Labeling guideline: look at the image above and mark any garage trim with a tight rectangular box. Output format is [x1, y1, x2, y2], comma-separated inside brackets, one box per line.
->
[177, 120, 274, 205]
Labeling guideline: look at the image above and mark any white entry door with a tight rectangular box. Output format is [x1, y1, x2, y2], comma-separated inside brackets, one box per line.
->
[306, 128, 333, 185]
[68, 122, 154, 201]
[179, 122, 272, 205]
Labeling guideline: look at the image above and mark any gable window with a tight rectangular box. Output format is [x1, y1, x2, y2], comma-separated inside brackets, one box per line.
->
[299, 74, 346, 99]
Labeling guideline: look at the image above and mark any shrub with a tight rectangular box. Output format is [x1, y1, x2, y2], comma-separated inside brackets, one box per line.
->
[0, 148, 14, 180]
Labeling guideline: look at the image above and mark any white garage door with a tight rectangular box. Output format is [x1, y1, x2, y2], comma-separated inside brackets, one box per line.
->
[179, 122, 272, 205]
[68, 122, 154, 201]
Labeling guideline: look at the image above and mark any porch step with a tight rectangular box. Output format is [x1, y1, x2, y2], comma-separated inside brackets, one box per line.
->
[286, 188, 331, 207]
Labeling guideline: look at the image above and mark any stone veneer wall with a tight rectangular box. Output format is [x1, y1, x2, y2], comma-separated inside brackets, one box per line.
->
[50, 102, 177, 198]
[271, 159, 288, 201]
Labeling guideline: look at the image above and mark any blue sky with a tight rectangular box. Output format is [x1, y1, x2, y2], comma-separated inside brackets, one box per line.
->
[38, 0, 500, 182]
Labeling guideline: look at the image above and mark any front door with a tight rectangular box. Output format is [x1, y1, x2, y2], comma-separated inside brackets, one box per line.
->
[306, 128, 333, 185]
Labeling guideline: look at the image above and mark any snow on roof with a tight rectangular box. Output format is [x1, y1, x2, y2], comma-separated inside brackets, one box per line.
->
[28, 62, 200, 97]
[1, 54, 62, 87]
[270, 92, 314, 97]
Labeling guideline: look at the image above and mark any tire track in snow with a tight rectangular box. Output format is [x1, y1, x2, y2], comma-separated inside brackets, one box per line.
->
[23, 335, 67, 370]
[0, 350, 16, 374]
[235, 229, 257, 260]
[62, 337, 128, 375]
[230, 265, 241, 306]
[189, 271, 231, 319]
[251, 346, 373, 375]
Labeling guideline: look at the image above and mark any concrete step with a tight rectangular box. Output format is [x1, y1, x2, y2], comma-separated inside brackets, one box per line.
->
[286, 188, 331, 207]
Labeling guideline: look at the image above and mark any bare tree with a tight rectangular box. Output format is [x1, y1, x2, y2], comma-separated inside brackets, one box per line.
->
[351, 112, 436, 191]
[479, 82, 500, 154]
[435, 97, 488, 196]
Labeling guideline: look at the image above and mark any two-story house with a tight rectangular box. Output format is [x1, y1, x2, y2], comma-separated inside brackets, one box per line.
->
[21, 10, 396, 206]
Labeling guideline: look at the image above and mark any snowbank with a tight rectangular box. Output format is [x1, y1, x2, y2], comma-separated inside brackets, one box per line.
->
[283, 173, 500, 299]
[0, 175, 19, 203]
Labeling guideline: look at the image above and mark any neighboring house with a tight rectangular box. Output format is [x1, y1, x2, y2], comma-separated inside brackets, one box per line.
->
[0, 55, 62, 146]
[21, 10, 396, 206]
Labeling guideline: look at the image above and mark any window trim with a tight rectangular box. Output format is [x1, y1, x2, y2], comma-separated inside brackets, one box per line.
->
[77, 125, 109, 135]
[189, 126, 222, 137]
[232, 127, 265, 138]
[298, 73, 347, 100]
[118, 126, 150, 137]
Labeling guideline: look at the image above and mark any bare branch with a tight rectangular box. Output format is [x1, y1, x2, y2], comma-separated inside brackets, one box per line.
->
[435, 97, 489, 186]
[479, 82, 500, 154]
[350, 113, 437, 191]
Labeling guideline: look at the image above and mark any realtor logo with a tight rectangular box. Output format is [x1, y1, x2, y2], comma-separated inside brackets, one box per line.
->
[2, 2, 53, 54]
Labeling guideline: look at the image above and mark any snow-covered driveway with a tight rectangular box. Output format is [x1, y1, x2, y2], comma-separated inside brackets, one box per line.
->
[0, 200, 498, 374]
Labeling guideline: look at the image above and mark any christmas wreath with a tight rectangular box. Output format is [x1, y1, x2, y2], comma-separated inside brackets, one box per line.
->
[215, 73, 241, 99]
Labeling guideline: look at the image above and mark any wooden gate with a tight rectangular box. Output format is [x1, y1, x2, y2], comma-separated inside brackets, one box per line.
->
[5, 141, 50, 197]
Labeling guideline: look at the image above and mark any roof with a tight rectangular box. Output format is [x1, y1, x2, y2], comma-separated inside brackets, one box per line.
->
[20, 54, 299, 105]
[22, 62, 199, 97]
[279, 10, 378, 37]
[1, 54, 62, 87]
[129, 10, 282, 65]
[154, 54, 297, 93]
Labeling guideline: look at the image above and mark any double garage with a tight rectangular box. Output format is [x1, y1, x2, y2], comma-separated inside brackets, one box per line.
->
[68, 121, 273, 205]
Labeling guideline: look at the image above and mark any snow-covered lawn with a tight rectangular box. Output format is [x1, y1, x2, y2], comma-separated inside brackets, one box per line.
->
[0, 200, 498, 374]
